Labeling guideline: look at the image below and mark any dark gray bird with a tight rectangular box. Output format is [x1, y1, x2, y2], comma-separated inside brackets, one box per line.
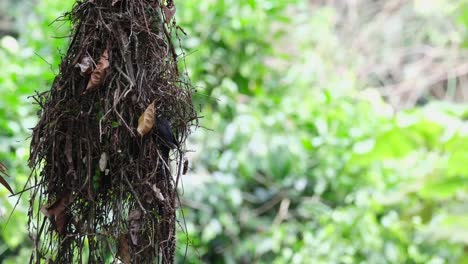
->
[155, 117, 179, 150]
[155, 116, 179, 168]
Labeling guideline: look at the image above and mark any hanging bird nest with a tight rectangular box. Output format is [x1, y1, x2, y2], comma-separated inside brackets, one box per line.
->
[28, 0, 197, 263]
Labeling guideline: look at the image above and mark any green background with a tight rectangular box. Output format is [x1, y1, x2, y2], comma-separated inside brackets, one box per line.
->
[1, 0, 468, 263]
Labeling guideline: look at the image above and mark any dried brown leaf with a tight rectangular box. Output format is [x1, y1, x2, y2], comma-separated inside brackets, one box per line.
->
[163, 5, 176, 24]
[99, 152, 108, 172]
[0, 162, 7, 173]
[0, 162, 13, 195]
[0, 176, 13, 195]
[40, 193, 73, 235]
[117, 235, 131, 264]
[183, 156, 189, 175]
[128, 209, 142, 245]
[86, 48, 109, 91]
[75, 56, 93, 76]
[152, 185, 165, 201]
[137, 102, 155, 136]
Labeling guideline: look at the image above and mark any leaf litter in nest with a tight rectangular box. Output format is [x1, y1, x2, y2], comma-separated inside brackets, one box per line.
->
[117, 235, 131, 264]
[128, 209, 142, 245]
[40, 193, 73, 235]
[99, 152, 108, 172]
[75, 55, 93, 76]
[163, 4, 176, 24]
[86, 48, 109, 91]
[137, 101, 155, 136]
[152, 185, 165, 201]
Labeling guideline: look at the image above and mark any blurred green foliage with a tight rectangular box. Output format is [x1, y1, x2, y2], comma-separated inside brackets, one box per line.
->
[0, 0, 74, 262]
[1, 0, 468, 263]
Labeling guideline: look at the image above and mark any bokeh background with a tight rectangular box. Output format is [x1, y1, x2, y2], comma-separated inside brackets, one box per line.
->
[1, 0, 468, 263]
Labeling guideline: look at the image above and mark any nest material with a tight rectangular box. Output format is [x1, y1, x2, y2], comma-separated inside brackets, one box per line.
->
[28, 0, 196, 263]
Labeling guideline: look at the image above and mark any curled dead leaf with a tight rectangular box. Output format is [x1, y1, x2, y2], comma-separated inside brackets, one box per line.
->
[152, 185, 165, 201]
[117, 235, 131, 264]
[163, 4, 176, 24]
[128, 209, 142, 245]
[99, 152, 108, 172]
[183, 156, 189, 175]
[137, 102, 155, 136]
[40, 193, 73, 235]
[0, 162, 13, 195]
[75, 56, 93, 76]
[0, 176, 13, 195]
[86, 48, 109, 91]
